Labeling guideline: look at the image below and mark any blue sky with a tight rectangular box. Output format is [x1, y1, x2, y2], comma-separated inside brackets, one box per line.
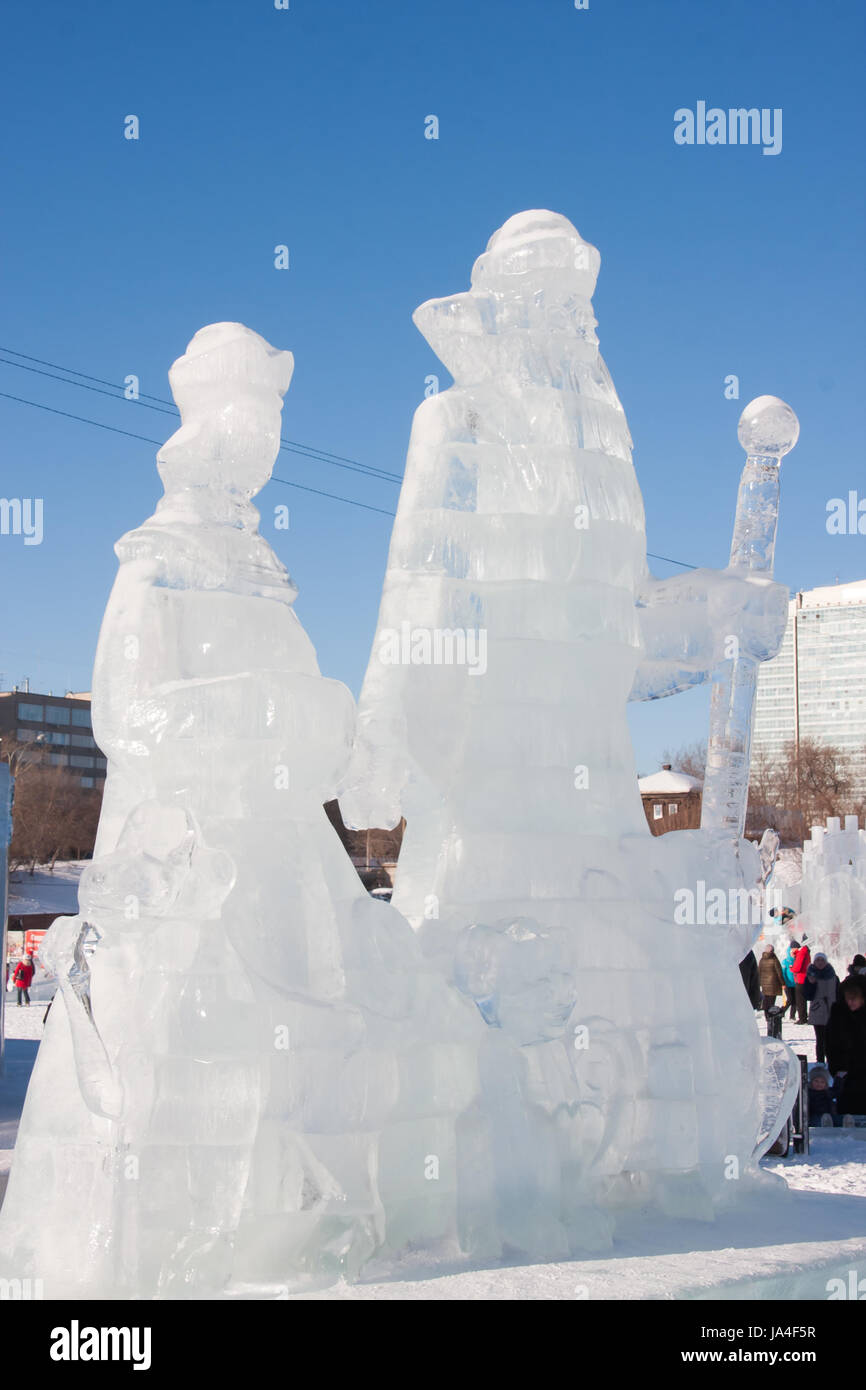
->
[1, 0, 864, 775]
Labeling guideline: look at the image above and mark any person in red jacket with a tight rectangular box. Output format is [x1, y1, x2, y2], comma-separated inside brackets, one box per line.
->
[791, 940, 811, 1026]
[12, 955, 34, 1006]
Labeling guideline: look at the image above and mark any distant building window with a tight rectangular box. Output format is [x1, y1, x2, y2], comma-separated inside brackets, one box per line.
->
[48, 753, 68, 766]
[668, 803, 678, 815]
[69, 755, 95, 768]
[45, 706, 70, 725]
[17, 728, 47, 744]
[94, 757, 107, 769]
[80, 777, 94, 789]
[653, 804, 663, 820]
[47, 731, 70, 746]
[17, 702, 43, 721]
[71, 708, 92, 727]
[71, 733, 96, 748]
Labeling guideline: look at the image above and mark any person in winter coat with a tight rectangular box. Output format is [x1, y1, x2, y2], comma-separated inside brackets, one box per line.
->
[827, 976, 866, 1117]
[781, 938, 799, 1017]
[758, 944, 786, 1019]
[739, 951, 762, 1010]
[847, 954, 866, 980]
[804, 952, 839, 1065]
[12, 955, 34, 1006]
[791, 939, 811, 1025]
[808, 1065, 837, 1125]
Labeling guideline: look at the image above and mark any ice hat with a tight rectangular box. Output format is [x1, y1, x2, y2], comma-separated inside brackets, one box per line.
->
[471, 209, 601, 297]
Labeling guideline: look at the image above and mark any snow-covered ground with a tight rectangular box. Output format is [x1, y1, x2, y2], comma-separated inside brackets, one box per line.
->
[2, 1001, 49, 1043]
[7, 860, 85, 916]
[757, 1011, 817, 1063]
[765, 1132, 866, 1197]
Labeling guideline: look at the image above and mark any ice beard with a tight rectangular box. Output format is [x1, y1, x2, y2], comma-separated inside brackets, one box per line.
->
[0, 323, 479, 1298]
[345, 212, 769, 1251]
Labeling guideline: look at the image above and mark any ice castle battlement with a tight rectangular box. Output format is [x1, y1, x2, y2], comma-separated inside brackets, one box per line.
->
[803, 815, 866, 873]
[801, 815, 866, 962]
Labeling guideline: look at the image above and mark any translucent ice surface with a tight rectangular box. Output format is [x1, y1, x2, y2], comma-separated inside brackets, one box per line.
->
[0, 219, 798, 1297]
[343, 211, 794, 1244]
[0, 324, 479, 1298]
[801, 816, 866, 962]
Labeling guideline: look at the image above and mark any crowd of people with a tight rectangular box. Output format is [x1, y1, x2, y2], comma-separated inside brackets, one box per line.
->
[743, 927, 866, 1122]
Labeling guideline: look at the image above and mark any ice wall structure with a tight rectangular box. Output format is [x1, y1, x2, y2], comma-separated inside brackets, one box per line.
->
[801, 816, 866, 962]
[343, 210, 797, 1249]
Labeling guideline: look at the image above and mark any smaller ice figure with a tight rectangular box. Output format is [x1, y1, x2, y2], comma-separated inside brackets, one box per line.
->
[0, 323, 479, 1298]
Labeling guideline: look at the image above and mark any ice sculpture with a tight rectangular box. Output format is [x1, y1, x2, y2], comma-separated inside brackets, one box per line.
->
[702, 398, 799, 838]
[801, 816, 866, 963]
[0, 323, 479, 1297]
[343, 211, 796, 1245]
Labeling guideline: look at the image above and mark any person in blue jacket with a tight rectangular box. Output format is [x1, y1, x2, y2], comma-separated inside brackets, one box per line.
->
[781, 937, 799, 1018]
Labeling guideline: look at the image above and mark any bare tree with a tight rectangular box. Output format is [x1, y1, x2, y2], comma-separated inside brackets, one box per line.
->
[662, 736, 863, 844]
[746, 737, 863, 842]
[0, 733, 49, 781]
[660, 741, 707, 781]
[7, 763, 102, 873]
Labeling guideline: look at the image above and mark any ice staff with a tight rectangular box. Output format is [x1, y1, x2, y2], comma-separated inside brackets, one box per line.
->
[700, 395, 800, 841]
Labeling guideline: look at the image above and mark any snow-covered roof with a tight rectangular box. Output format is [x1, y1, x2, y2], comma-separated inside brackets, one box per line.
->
[792, 579, 866, 610]
[638, 769, 702, 795]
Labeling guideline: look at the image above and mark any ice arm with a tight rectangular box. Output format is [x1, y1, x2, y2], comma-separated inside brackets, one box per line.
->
[629, 566, 788, 702]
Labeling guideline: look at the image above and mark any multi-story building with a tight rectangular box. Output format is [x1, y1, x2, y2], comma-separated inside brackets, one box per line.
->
[751, 579, 866, 800]
[0, 687, 105, 789]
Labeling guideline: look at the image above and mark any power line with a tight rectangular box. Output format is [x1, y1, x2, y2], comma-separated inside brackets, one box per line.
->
[0, 390, 167, 447]
[0, 347, 403, 484]
[269, 478, 394, 517]
[0, 370, 696, 568]
[0, 390, 396, 518]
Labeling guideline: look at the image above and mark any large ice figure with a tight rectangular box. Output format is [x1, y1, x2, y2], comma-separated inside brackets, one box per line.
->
[0, 323, 478, 1297]
[342, 211, 796, 1247]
